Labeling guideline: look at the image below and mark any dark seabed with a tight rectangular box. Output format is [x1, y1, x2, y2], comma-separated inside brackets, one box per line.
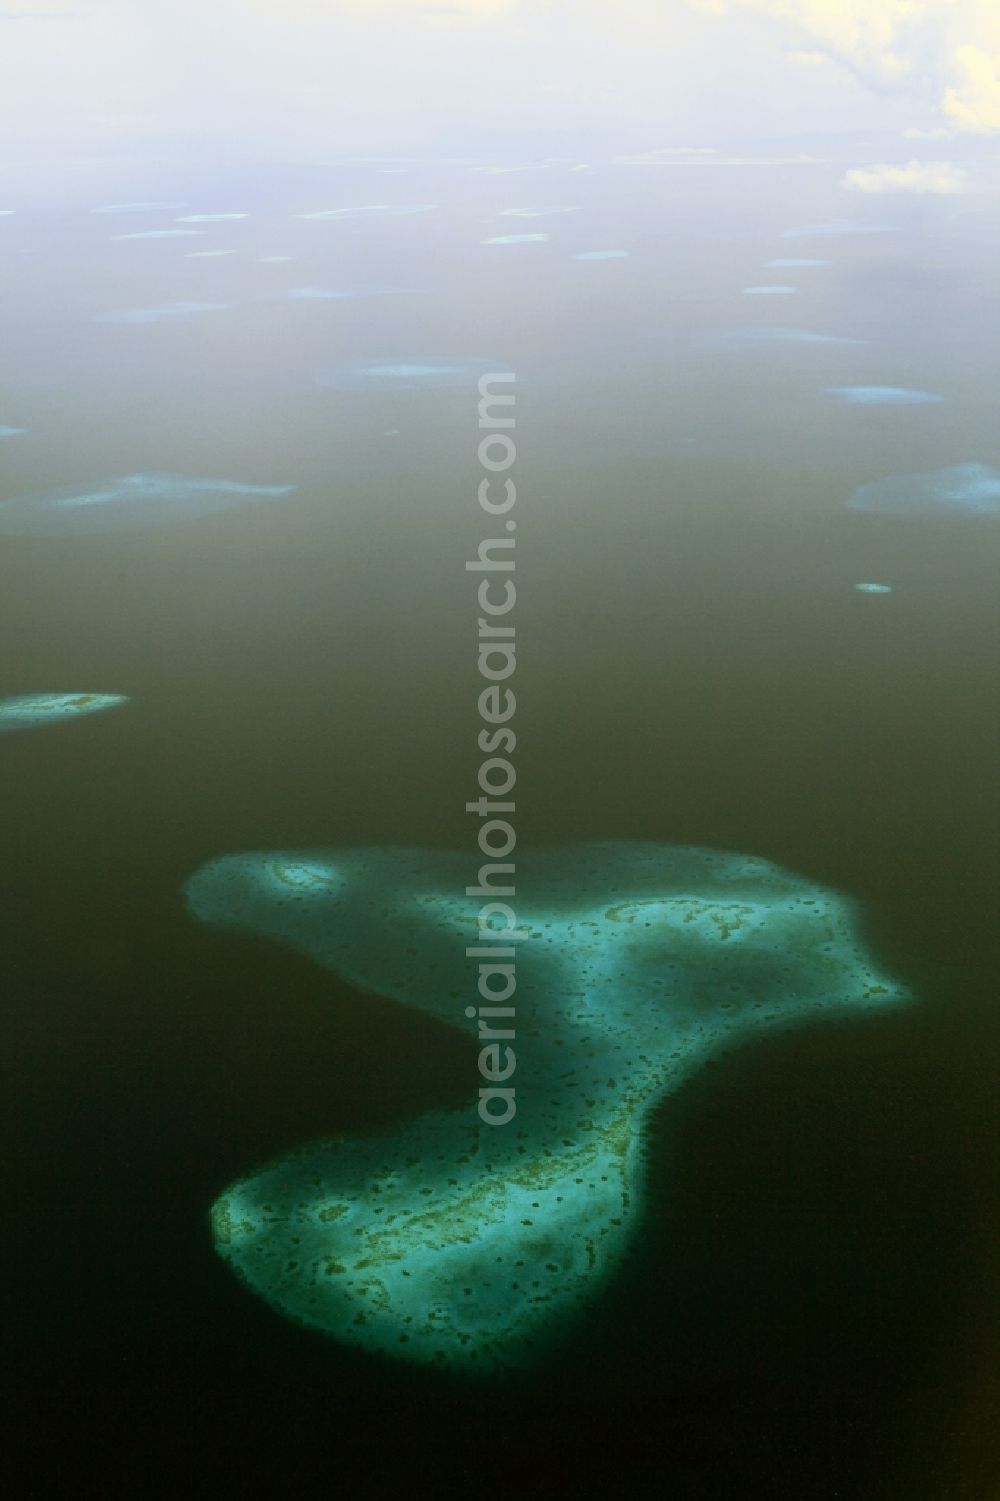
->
[1, 154, 998, 1499]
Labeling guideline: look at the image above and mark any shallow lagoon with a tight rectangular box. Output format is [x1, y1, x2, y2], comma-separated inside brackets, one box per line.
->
[0, 691, 127, 732]
[0, 472, 295, 535]
[849, 462, 1000, 517]
[829, 386, 943, 406]
[315, 357, 513, 391]
[187, 841, 908, 1371]
[95, 301, 229, 325]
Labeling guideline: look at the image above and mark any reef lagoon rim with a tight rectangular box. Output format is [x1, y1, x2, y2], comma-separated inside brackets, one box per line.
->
[0, 691, 128, 732]
[185, 842, 909, 1372]
[0, 473, 296, 536]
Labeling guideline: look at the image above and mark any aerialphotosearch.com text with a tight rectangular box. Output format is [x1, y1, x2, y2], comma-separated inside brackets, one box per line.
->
[466, 371, 520, 1127]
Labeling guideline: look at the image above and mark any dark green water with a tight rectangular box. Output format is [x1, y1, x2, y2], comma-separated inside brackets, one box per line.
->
[1, 156, 997, 1498]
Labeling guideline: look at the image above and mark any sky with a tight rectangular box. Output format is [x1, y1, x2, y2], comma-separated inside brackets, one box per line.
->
[0, 0, 998, 161]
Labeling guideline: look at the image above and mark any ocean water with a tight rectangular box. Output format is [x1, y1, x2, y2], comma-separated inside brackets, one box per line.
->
[1, 153, 997, 1499]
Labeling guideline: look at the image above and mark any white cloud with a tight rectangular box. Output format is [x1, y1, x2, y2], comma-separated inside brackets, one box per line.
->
[693, 0, 1000, 134]
[842, 158, 969, 194]
[235, 0, 520, 20]
[943, 44, 1000, 132]
[1, 0, 996, 161]
[689, 1, 935, 84]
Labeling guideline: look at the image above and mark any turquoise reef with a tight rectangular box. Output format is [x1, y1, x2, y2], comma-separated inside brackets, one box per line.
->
[92, 201, 187, 214]
[0, 472, 295, 536]
[849, 462, 1000, 517]
[297, 204, 435, 221]
[829, 386, 943, 406]
[280, 286, 411, 302]
[498, 207, 578, 218]
[185, 843, 909, 1374]
[707, 327, 864, 350]
[112, 229, 203, 241]
[94, 302, 229, 325]
[0, 692, 127, 733]
[481, 233, 549, 245]
[315, 359, 512, 392]
[781, 220, 900, 239]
